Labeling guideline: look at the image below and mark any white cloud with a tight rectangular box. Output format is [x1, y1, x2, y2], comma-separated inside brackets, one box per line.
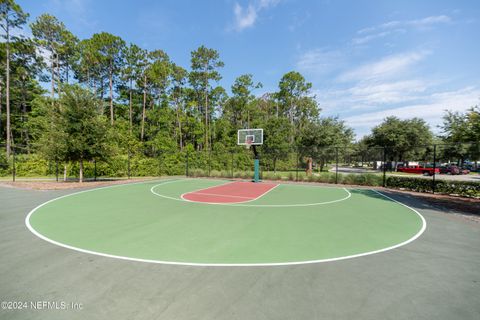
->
[296, 49, 344, 76]
[234, 3, 258, 30]
[317, 50, 439, 126]
[354, 15, 451, 45]
[366, 15, 451, 33]
[337, 51, 428, 82]
[357, 26, 376, 35]
[407, 15, 452, 27]
[352, 29, 406, 45]
[348, 80, 427, 104]
[343, 86, 480, 133]
[352, 31, 392, 45]
[315, 79, 429, 117]
[232, 0, 280, 31]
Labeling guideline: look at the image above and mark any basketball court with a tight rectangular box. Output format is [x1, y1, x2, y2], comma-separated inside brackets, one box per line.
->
[26, 178, 425, 266]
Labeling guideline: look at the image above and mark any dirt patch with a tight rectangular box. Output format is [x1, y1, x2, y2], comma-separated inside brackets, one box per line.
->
[0, 178, 158, 190]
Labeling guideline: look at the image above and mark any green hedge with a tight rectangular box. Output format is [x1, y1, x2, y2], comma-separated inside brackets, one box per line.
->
[386, 176, 480, 198]
[2, 154, 52, 177]
[0, 152, 11, 176]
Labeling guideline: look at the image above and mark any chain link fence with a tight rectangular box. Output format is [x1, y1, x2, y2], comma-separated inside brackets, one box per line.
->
[1, 143, 479, 197]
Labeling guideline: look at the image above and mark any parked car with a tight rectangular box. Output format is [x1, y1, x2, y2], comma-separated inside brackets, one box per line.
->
[460, 167, 471, 175]
[439, 165, 470, 175]
[397, 165, 439, 176]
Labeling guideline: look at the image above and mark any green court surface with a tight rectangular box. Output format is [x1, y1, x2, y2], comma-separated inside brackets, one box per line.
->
[27, 179, 425, 265]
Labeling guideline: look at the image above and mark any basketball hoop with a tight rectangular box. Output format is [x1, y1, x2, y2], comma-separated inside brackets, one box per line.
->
[236, 128, 263, 183]
[237, 129, 263, 147]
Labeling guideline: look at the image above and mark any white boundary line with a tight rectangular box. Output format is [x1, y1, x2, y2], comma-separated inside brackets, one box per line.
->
[25, 180, 427, 267]
[180, 182, 280, 205]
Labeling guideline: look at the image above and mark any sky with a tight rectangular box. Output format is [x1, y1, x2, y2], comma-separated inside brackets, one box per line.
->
[17, 0, 480, 139]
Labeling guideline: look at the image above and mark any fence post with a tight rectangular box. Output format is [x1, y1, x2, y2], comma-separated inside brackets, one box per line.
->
[185, 151, 189, 177]
[432, 144, 437, 194]
[56, 160, 59, 182]
[335, 147, 339, 184]
[296, 150, 299, 181]
[127, 152, 131, 179]
[382, 146, 387, 187]
[231, 152, 234, 178]
[94, 159, 97, 181]
[12, 147, 16, 182]
[208, 149, 211, 177]
[158, 152, 162, 177]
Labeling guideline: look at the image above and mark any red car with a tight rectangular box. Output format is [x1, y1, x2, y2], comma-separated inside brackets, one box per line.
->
[397, 165, 439, 176]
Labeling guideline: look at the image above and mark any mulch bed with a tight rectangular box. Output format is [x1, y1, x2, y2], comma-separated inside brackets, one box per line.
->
[0, 178, 156, 190]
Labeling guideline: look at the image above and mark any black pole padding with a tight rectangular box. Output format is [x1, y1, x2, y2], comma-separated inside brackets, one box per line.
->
[252, 145, 259, 159]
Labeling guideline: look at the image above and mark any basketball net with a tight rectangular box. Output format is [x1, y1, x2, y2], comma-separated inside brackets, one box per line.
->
[245, 141, 252, 149]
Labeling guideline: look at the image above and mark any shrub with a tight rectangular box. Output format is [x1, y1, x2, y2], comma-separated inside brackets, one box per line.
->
[210, 170, 221, 178]
[327, 172, 339, 184]
[341, 173, 383, 186]
[219, 170, 230, 178]
[0, 152, 10, 176]
[342, 174, 356, 185]
[263, 172, 283, 181]
[190, 169, 206, 177]
[242, 171, 252, 180]
[313, 172, 327, 183]
[364, 173, 383, 186]
[13, 154, 49, 177]
[386, 176, 480, 198]
[262, 172, 274, 181]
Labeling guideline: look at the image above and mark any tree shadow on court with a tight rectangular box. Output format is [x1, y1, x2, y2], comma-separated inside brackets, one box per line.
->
[350, 188, 479, 218]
